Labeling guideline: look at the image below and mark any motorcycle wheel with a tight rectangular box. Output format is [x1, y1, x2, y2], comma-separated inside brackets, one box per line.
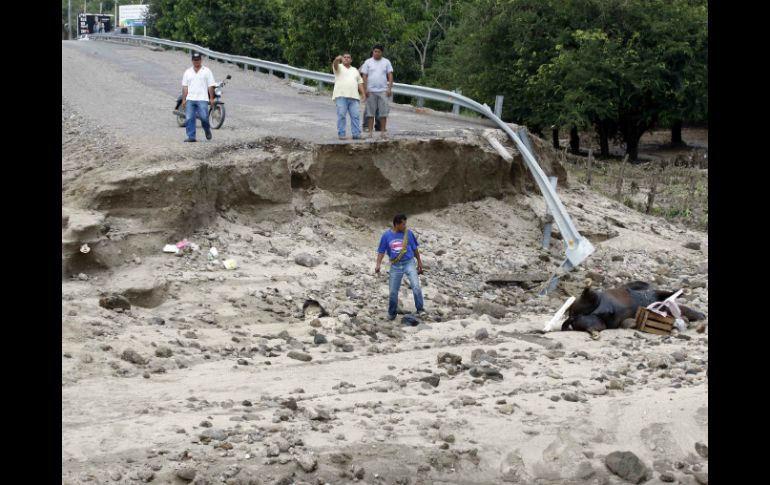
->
[210, 104, 226, 129]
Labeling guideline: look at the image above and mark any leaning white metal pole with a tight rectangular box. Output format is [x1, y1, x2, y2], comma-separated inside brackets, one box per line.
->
[483, 132, 594, 267]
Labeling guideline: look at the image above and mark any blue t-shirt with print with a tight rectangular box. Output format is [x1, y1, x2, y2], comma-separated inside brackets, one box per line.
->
[378, 229, 419, 262]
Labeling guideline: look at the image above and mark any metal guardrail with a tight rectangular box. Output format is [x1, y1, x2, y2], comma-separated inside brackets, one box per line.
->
[90, 33, 594, 269]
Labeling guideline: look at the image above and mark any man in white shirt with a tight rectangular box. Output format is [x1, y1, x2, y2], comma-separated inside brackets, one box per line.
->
[181, 52, 217, 142]
[332, 52, 366, 140]
[360, 44, 394, 139]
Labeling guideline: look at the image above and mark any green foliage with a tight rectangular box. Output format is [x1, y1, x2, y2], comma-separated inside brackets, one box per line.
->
[77, 0, 706, 146]
[147, 0, 285, 61]
[426, 0, 707, 159]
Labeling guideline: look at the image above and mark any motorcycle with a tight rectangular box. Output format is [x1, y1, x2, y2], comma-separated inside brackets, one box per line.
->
[174, 74, 231, 129]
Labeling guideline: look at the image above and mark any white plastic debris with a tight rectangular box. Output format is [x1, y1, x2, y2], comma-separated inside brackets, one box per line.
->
[223, 259, 238, 270]
[80, 244, 91, 254]
[163, 244, 179, 254]
[673, 318, 687, 332]
[209, 247, 219, 259]
[543, 296, 576, 332]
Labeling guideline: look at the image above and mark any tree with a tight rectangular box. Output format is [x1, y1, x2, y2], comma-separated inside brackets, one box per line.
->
[427, 0, 707, 161]
[390, 0, 457, 79]
[282, 0, 393, 72]
[147, 0, 285, 62]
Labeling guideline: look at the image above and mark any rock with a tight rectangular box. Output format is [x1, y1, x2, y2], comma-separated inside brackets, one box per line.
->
[303, 299, 328, 318]
[155, 347, 173, 358]
[683, 241, 701, 251]
[176, 467, 197, 481]
[200, 429, 228, 441]
[282, 398, 298, 411]
[109, 470, 122, 481]
[607, 379, 624, 390]
[469, 366, 503, 380]
[353, 466, 365, 479]
[287, 351, 312, 362]
[121, 349, 148, 365]
[266, 443, 280, 457]
[562, 392, 580, 402]
[306, 407, 333, 421]
[585, 385, 608, 396]
[99, 294, 131, 311]
[605, 451, 650, 484]
[420, 375, 440, 387]
[136, 469, 155, 482]
[660, 471, 676, 482]
[474, 328, 489, 340]
[498, 404, 515, 415]
[694, 442, 708, 458]
[472, 301, 507, 318]
[148, 316, 165, 325]
[694, 471, 708, 484]
[107, 267, 169, 308]
[671, 351, 686, 362]
[313, 334, 327, 345]
[272, 436, 291, 452]
[575, 461, 595, 480]
[295, 451, 317, 472]
[437, 352, 462, 365]
[295, 254, 321, 268]
[330, 452, 352, 464]
[439, 429, 455, 443]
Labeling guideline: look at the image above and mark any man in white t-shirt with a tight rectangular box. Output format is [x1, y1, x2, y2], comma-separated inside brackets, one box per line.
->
[332, 52, 366, 140]
[181, 52, 217, 142]
[360, 44, 394, 139]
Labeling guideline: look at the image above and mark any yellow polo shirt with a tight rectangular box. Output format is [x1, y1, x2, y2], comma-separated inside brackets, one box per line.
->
[332, 64, 363, 100]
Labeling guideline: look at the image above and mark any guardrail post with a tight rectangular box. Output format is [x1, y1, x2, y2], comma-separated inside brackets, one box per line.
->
[318, 81, 324, 90]
[268, 69, 273, 76]
[416, 97, 425, 108]
[284, 72, 289, 79]
[299, 77, 305, 85]
[494, 95, 504, 118]
[542, 176, 559, 249]
[518, 127, 534, 154]
[452, 89, 462, 114]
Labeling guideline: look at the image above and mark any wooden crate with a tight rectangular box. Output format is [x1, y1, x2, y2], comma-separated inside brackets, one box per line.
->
[635, 307, 674, 335]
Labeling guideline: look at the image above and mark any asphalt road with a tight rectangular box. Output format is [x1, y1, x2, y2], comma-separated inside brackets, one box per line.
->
[62, 39, 494, 158]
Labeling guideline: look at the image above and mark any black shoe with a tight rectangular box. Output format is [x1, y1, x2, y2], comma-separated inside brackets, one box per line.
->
[205, 130, 212, 140]
[184, 138, 196, 143]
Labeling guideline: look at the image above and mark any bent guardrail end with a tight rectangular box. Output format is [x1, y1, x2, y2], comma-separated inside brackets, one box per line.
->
[564, 237, 595, 268]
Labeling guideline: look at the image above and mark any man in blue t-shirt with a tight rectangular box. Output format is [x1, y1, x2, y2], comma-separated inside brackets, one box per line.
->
[375, 214, 425, 320]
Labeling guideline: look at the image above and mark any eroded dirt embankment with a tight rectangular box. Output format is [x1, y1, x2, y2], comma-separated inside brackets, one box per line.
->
[62, 124, 566, 276]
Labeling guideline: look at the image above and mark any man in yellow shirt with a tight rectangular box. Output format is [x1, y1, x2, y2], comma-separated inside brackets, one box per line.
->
[332, 52, 366, 140]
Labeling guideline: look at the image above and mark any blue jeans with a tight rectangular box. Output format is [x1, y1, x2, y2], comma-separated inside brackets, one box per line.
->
[185, 100, 211, 140]
[388, 258, 424, 319]
[335, 97, 361, 138]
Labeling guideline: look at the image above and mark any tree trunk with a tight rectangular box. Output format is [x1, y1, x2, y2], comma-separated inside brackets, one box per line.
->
[596, 120, 610, 157]
[552, 126, 560, 149]
[569, 126, 580, 155]
[671, 120, 684, 146]
[626, 135, 640, 163]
